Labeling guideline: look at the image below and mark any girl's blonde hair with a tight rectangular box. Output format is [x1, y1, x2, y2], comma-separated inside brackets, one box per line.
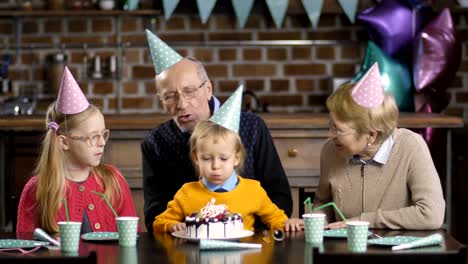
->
[326, 82, 399, 143]
[35, 103, 123, 233]
[189, 120, 245, 177]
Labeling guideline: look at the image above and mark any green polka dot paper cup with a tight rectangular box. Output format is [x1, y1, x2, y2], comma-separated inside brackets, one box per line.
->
[302, 213, 325, 244]
[347, 221, 369, 253]
[116, 217, 139, 247]
[58, 221, 82, 252]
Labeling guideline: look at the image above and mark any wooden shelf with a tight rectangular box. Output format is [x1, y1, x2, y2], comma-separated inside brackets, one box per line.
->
[0, 9, 160, 17]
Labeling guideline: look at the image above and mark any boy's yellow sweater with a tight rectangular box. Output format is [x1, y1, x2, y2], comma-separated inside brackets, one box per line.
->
[153, 176, 288, 233]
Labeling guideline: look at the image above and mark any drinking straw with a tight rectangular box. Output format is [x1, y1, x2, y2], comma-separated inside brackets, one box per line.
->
[312, 202, 348, 222]
[303, 197, 313, 214]
[91, 191, 118, 218]
[62, 197, 69, 223]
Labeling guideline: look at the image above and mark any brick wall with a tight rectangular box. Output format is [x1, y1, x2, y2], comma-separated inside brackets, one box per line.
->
[0, 0, 467, 121]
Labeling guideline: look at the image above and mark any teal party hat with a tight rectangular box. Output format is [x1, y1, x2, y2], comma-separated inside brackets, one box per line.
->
[209, 84, 243, 133]
[145, 29, 183, 74]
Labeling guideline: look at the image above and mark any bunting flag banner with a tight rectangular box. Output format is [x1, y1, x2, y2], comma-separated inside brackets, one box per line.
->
[197, 0, 218, 24]
[338, 0, 358, 23]
[162, 0, 179, 20]
[266, 0, 289, 28]
[124, 0, 139, 11]
[232, 0, 255, 28]
[301, 0, 323, 29]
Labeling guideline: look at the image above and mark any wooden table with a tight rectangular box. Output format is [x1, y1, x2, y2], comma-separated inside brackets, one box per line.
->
[0, 230, 466, 263]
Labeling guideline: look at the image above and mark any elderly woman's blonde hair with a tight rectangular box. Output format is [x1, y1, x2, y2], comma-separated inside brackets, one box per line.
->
[326, 82, 399, 143]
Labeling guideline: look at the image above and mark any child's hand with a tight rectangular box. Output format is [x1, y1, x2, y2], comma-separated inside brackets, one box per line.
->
[170, 223, 186, 233]
[284, 218, 304, 232]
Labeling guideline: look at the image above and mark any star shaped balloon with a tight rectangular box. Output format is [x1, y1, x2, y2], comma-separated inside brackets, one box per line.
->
[353, 41, 414, 112]
[413, 8, 461, 93]
[357, 0, 414, 57]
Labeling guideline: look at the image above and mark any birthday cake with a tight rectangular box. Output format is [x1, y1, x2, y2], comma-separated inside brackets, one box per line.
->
[185, 198, 243, 238]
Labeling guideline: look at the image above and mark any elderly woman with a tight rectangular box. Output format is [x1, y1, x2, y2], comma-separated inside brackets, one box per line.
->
[315, 64, 445, 230]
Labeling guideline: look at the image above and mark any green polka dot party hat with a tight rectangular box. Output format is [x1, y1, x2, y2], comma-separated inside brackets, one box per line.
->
[145, 29, 182, 74]
[209, 84, 243, 133]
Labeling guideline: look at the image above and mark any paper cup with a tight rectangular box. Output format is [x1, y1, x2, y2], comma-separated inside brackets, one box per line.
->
[116, 217, 139, 247]
[302, 213, 325, 244]
[58, 221, 82, 252]
[347, 221, 369, 252]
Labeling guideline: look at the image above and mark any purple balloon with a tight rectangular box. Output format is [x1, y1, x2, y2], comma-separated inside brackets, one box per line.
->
[357, 0, 414, 56]
[413, 8, 461, 92]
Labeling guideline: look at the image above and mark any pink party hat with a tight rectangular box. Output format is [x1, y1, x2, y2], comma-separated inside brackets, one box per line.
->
[56, 67, 89, 114]
[351, 63, 384, 108]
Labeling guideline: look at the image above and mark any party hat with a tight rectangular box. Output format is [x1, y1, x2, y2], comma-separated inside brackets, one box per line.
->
[392, 233, 443, 251]
[56, 67, 89, 115]
[145, 29, 183, 74]
[351, 62, 384, 108]
[199, 239, 262, 250]
[209, 84, 243, 133]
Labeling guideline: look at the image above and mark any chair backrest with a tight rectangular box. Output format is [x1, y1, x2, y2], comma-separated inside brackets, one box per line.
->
[0, 251, 97, 264]
[10, 195, 17, 233]
[312, 247, 468, 264]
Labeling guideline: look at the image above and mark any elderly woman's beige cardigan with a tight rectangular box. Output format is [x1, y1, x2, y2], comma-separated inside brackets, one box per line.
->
[315, 128, 445, 230]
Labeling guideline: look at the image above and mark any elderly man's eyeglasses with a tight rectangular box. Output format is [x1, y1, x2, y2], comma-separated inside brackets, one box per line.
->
[68, 129, 110, 147]
[328, 121, 356, 137]
[162, 80, 207, 105]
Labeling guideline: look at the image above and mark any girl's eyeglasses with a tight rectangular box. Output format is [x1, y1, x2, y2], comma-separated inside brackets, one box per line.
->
[68, 129, 110, 147]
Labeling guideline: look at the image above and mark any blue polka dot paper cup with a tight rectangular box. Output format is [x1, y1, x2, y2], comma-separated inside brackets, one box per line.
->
[116, 217, 139, 247]
[58, 221, 82, 252]
[302, 213, 325, 244]
[346, 221, 369, 253]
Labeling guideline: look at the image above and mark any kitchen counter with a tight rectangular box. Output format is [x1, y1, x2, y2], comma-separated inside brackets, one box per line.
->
[0, 112, 463, 131]
[0, 112, 463, 231]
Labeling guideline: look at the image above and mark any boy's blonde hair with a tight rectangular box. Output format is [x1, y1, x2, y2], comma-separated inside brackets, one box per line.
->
[326, 82, 399, 143]
[189, 120, 245, 177]
[34, 103, 123, 234]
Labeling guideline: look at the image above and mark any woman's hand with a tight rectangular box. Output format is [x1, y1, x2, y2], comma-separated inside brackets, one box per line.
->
[325, 217, 360, 229]
[170, 223, 186, 233]
[284, 218, 304, 232]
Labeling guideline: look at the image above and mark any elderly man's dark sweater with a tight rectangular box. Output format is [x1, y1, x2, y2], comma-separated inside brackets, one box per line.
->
[142, 112, 292, 232]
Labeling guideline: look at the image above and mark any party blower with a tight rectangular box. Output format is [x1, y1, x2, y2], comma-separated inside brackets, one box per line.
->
[33, 228, 60, 247]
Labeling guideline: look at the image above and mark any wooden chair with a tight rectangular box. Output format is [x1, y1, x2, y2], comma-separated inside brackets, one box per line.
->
[0, 251, 97, 264]
[10, 195, 17, 233]
[298, 188, 315, 217]
[312, 246, 468, 264]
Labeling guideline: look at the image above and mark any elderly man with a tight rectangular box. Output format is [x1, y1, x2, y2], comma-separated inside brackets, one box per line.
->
[142, 30, 292, 232]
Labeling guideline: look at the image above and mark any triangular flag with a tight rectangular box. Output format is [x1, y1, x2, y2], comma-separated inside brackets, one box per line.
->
[351, 63, 384, 108]
[124, 0, 139, 11]
[209, 85, 243, 133]
[197, 0, 217, 24]
[145, 29, 183, 74]
[301, 0, 323, 29]
[56, 67, 89, 115]
[163, 0, 179, 20]
[266, 0, 289, 28]
[337, 0, 358, 23]
[232, 0, 255, 28]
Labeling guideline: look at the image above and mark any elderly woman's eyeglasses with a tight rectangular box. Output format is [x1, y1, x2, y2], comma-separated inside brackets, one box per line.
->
[162, 80, 207, 105]
[328, 121, 356, 137]
[68, 129, 110, 147]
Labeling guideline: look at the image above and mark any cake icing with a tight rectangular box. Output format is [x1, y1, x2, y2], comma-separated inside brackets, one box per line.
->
[185, 198, 243, 238]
